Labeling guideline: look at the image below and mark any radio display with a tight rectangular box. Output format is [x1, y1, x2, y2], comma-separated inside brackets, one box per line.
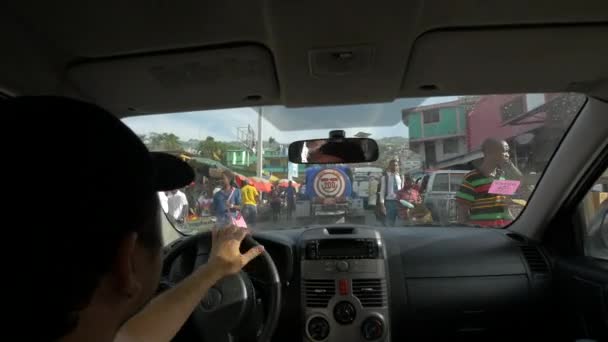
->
[317, 239, 373, 258]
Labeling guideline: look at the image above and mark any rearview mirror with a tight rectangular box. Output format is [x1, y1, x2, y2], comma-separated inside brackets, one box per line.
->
[288, 138, 379, 164]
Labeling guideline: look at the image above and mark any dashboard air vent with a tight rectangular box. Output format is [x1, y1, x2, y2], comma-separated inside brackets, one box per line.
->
[520, 245, 549, 274]
[304, 279, 335, 308]
[352, 279, 387, 307]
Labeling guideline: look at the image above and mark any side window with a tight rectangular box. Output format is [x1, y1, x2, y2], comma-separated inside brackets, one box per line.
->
[580, 168, 608, 260]
[423, 108, 440, 123]
[449, 173, 465, 192]
[433, 174, 450, 192]
[419, 175, 430, 193]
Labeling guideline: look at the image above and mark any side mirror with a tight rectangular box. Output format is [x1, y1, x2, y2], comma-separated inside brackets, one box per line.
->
[288, 138, 379, 164]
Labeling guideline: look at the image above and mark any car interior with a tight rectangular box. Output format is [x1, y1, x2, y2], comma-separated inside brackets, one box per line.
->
[3, 1, 608, 341]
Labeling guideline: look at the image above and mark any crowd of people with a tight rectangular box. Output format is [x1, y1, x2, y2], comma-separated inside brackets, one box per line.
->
[159, 168, 302, 230]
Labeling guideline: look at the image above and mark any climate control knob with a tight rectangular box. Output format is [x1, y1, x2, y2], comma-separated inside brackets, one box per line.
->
[307, 316, 330, 341]
[333, 301, 356, 325]
[361, 316, 384, 340]
[336, 260, 350, 272]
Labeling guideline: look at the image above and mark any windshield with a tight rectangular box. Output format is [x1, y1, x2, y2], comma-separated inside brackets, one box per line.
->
[123, 93, 584, 233]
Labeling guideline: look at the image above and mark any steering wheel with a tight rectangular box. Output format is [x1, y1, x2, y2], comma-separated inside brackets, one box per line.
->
[162, 231, 281, 342]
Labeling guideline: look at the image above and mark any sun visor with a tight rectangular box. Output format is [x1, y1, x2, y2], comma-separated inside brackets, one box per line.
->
[68, 44, 279, 115]
[401, 26, 608, 98]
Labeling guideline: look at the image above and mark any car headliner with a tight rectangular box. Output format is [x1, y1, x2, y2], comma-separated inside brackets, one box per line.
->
[1, 0, 607, 118]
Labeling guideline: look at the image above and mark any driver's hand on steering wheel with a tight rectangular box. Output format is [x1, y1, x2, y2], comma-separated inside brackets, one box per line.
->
[207, 225, 265, 279]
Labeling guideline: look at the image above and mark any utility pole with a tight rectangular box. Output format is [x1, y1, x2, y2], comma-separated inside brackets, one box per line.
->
[256, 107, 264, 177]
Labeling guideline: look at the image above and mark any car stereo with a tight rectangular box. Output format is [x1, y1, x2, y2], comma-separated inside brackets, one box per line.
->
[305, 238, 379, 259]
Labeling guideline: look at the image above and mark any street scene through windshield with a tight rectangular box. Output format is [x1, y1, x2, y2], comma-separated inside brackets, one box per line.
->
[123, 93, 584, 233]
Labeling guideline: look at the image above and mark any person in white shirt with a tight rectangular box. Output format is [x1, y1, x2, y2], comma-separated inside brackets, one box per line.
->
[157, 191, 169, 213]
[167, 189, 189, 222]
[378, 159, 403, 226]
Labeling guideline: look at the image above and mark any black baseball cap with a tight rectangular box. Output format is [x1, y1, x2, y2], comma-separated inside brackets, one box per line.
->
[7, 96, 194, 205]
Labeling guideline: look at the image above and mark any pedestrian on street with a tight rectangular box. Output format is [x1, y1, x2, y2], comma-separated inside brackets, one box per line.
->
[286, 181, 297, 219]
[167, 189, 189, 223]
[456, 138, 523, 227]
[396, 174, 422, 223]
[158, 191, 169, 214]
[377, 159, 403, 226]
[270, 186, 282, 222]
[240, 179, 259, 228]
[212, 170, 242, 227]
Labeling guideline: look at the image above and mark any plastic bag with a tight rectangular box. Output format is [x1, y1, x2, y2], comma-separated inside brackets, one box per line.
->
[230, 211, 248, 228]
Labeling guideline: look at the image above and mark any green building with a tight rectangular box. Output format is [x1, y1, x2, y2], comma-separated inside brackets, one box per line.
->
[225, 149, 252, 168]
[225, 145, 306, 179]
[402, 99, 470, 168]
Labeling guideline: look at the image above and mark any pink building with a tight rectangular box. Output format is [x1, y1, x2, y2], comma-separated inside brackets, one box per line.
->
[467, 94, 547, 151]
[434, 93, 575, 171]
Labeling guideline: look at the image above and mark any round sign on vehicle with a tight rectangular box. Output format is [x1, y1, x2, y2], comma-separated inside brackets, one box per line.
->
[313, 169, 346, 198]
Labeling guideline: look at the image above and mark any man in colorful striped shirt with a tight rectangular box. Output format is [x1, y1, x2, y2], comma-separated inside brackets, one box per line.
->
[456, 138, 522, 227]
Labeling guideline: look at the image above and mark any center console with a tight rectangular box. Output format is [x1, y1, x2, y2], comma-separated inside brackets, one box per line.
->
[300, 227, 390, 342]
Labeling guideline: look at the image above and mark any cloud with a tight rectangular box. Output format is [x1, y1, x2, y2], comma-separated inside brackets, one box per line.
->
[123, 96, 458, 143]
[124, 108, 258, 141]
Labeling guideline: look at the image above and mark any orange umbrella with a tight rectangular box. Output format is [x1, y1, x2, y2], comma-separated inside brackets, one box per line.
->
[278, 179, 299, 188]
[248, 176, 273, 193]
[233, 172, 248, 187]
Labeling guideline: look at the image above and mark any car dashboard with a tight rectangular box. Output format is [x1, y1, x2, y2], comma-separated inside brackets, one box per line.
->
[248, 225, 553, 342]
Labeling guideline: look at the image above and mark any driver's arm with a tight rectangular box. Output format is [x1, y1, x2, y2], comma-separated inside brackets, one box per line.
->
[114, 226, 264, 342]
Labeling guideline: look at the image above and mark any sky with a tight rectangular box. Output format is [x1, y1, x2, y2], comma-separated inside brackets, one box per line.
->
[123, 96, 458, 143]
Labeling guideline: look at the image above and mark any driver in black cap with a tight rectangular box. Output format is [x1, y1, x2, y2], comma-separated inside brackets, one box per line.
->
[9, 97, 265, 342]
